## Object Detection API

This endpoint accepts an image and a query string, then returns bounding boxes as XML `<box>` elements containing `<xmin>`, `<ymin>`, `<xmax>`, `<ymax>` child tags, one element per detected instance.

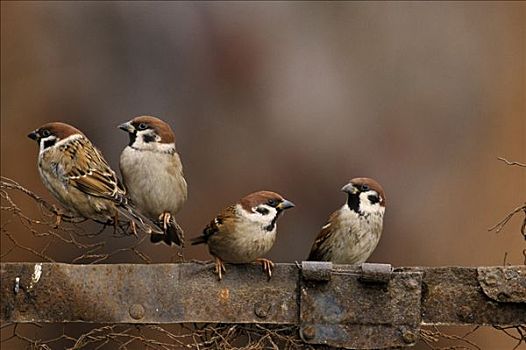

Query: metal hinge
<box><xmin>299</xmin><ymin>262</ymin><xmax>423</xmax><ymax>349</ymax></box>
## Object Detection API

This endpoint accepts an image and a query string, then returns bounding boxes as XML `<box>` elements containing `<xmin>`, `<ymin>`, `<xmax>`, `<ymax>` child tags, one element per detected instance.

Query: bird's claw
<box><xmin>214</xmin><ymin>257</ymin><xmax>226</xmax><ymax>280</ymax></box>
<box><xmin>256</xmin><ymin>258</ymin><xmax>274</xmax><ymax>279</ymax></box>
<box><xmin>159</xmin><ymin>211</ymin><xmax>171</xmax><ymax>231</ymax></box>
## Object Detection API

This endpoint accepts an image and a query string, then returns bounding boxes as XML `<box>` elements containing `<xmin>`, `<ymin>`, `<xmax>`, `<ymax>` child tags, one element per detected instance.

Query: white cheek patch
<box><xmin>359</xmin><ymin>191</ymin><xmax>384</xmax><ymax>214</ymax></box>
<box><xmin>237</xmin><ymin>204</ymin><xmax>277</xmax><ymax>226</ymax></box>
<box><xmin>40</xmin><ymin>134</ymin><xmax>83</xmax><ymax>154</ymax></box>
<box><xmin>140</xmin><ymin>130</ymin><xmax>160</xmax><ymax>141</ymax></box>
<box><xmin>132</xmin><ymin>130</ymin><xmax>174</xmax><ymax>152</ymax></box>
<box><xmin>39</xmin><ymin>136</ymin><xmax>57</xmax><ymax>153</ymax></box>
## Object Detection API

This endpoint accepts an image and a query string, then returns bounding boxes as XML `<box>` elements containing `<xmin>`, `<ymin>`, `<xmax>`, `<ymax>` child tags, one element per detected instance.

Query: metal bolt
<box><xmin>129</xmin><ymin>304</ymin><xmax>145</xmax><ymax>320</ymax></box>
<box><xmin>302</xmin><ymin>326</ymin><xmax>316</xmax><ymax>340</ymax></box>
<box><xmin>254</xmin><ymin>302</ymin><xmax>270</xmax><ymax>319</ymax></box>
<box><xmin>402</xmin><ymin>330</ymin><xmax>417</xmax><ymax>344</ymax></box>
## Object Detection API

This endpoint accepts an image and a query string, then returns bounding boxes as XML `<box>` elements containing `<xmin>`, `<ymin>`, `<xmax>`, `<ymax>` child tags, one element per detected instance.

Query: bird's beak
<box><xmin>27</xmin><ymin>130</ymin><xmax>39</xmax><ymax>141</ymax></box>
<box><xmin>118</xmin><ymin>121</ymin><xmax>134</xmax><ymax>133</ymax></box>
<box><xmin>341</xmin><ymin>183</ymin><xmax>358</xmax><ymax>194</ymax></box>
<box><xmin>277</xmin><ymin>199</ymin><xmax>295</xmax><ymax>210</ymax></box>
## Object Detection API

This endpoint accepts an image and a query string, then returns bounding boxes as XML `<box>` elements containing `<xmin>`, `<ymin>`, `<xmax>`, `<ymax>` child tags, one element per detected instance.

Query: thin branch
<box><xmin>488</xmin><ymin>203</ymin><xmax>526</xmax><ymax>239</ymax></box>
<box><xmin>497</xmin><ymin>157</ymin><xmax>526</xmax><ymax>168</ymax></box>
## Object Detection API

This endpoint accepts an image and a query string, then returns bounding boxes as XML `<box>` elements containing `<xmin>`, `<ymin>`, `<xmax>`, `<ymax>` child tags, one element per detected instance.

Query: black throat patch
<box><xmin>128</xmin><ymin>132</ymin><xmax>137</xmax><ymax>147</ymax></box>
<box><xmin>264</xmin><ymin>211</ymin><xmax>281</xmax><ymax>231</ymax></box>
<box><xmin>347</xmin><ymin>193</ymin><xmax>361</xmax><ymax>214</ymax></box>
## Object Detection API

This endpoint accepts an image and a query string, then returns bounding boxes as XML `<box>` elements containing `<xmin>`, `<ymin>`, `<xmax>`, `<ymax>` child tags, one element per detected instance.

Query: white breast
<box><xmin>329</xmin><ymin>205</ymin><xmax>384</xmax><ymax>264</ymax></box>
<box><xmin>120</xmin><ymin>146</ymin><xmax>187</xmax><ymax>218</ymax></box>
<box><xmin>208</xmin><ymin>205</ymin><xmax>277</xmax><ymax>264</ymax></box>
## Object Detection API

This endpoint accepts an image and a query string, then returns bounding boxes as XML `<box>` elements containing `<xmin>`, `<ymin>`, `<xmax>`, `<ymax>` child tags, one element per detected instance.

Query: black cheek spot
<box><xmin>43</xmin><ymin>139</ymin><xmax>56</xmax><ymax>149</ymax></box>
<box><xmin>256</xmin><ymin>207</ymin><xmax>269</xmax><ymax>215</ymax></box>
<box><xmin>368</xmin><ymin>195</ymin><xmax>380</xmax><ymax>204</ymax></box>
<box><xmin>143</xmin><ymin>134</ymin><xmax>156</xmax><ymax>143</ymax></box>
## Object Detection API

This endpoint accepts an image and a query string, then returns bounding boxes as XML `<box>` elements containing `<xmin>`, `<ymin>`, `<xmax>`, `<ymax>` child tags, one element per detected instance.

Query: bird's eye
<box><xmin>41</xmin><ymin>129</ymin><xmax>51</xmax><ymax>137</ymax></box>
<box><xmin>361</xmin><ymin>184</ymin><xmax>370</xmax><ymax>191</ymax></box>
<box><xmin>137</xmin><ymin>123</ymin><xmax>148</xmax><ymax>130</ymax></box>
<box><xmin>267</xmin><ymin>199</ymin><xmax>277</xmax><ymax>207</ymax></box>
<box><xmin>256</xmin><ymin>207</ymin><xmax>270</xmax><ymax>215</ymax></box>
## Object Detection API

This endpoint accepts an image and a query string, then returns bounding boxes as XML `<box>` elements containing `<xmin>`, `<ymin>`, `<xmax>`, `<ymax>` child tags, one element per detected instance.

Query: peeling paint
<box><xmin>29</xmin><ymin>263</ymin><xmax>42</xmax><ymax>289</ymax></box>
<box><xmin>14</xmin><ymin>277</ymin><xmax>20</xmax><ymax>294</ymax></box>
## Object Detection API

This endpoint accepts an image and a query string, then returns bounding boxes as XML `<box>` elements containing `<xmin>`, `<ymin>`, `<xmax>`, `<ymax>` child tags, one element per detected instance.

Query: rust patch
<box><xmin>219</xmin><ymin>288</ymin><xmax>230</xmax><ymax>302</ymax></box>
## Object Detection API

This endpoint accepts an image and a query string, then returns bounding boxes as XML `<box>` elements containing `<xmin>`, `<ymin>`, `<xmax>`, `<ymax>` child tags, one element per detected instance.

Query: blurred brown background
<box><xmin>1</xmin><ymin>2</ymin><xmax>525</xmax><ymax>349</ymax></box>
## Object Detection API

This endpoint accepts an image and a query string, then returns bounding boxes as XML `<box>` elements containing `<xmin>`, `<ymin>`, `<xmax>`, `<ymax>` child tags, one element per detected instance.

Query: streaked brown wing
<box><xmin>192</xmin><ymin>205</ymin><xmax>237</xmax><ymax>245</ymax></box>
<box><xmin>63</xmin><ymin>137</ymin><xmax>125</xmax><ymax>202</ymax></box>
<box><xmin>307</xmin><ymin>210</ymin><xmax>339</xmax><ymax>261</ymax></box>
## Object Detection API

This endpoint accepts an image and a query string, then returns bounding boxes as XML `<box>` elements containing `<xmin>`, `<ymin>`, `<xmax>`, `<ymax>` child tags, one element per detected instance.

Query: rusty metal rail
<box><xmin>1</xmin><ymin>262</ymin><xmax>525</xmax><ymax>349</ymax></box>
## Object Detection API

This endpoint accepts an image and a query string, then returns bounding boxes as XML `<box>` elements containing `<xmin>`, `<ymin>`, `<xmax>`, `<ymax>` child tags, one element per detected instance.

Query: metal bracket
<box><xmin>477</xmin><ymin>266</ymin><xmax>526</xmax><ymax>303</ymax></box>
<box><xmin>300</xmin><ymin>264</ymin><xmax>422</xmax><ymax>349</ymax></box>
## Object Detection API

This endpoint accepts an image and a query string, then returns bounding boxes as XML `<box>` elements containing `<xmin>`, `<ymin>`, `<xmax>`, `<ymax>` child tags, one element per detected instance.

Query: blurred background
<box><xmin>1</xmin><ymin>2</ymin><xmax>524</xmax><ymax>348</ymax></box>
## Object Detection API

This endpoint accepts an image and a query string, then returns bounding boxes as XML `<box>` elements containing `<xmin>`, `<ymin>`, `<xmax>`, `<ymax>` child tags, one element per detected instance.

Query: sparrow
<box><xmin>191</xmin><ymin>191</ymin><xmax>295</xmax><ymax>280</ymax></box>
<box><xmin>27</xmin><ymin>122</ymin><xmax>159</xmax><ymax>235</ymax></box>
<box><xmin>118</xmin><ymin>116</ymin><xmax>188</xmax><ymax>247</ymax></box>
<box><xmin>307</xmin><ymin>177</ymin><xmax>386</xmax><ymax>264</ymax></box>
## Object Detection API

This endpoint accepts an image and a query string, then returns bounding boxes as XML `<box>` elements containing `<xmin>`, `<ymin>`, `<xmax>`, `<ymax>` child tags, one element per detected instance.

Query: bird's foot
<box><xmin>158</xmin><ymin>211</ymin><xmax>171</xmax><ymax>231</ymax></box>
<box><xmin>255</xmin><ymin>258</ymin><xmax>274</xmax><ymax>279</ymax></box>
<box><xmin>214</xmin><ymin>257</ymin><xmax>226</xmax><ymax>280</ymax></box>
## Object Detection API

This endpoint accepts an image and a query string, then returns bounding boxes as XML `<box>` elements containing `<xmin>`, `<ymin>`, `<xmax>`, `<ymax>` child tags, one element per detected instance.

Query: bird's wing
<box><xmin>62</xmin><ymin>137</ymin><xmax>125</xmax><ymax>202</ymax></box>
<box><xmin>191</xmin><ymin>205</ymin><xmax>237</xmax><ymax>245</ymax></box>
<box><xmin>307</xmin><ymin>210</ymin><xmax>340</xmax><ymax>261</ymax></box>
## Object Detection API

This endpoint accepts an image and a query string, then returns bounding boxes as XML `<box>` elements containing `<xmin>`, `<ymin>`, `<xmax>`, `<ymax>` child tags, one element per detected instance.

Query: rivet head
<box><xmin>402</xmin><ymin>330</ymin><xmax>417</xmax><ymax>344</ymax></box>
<box><xmin>129</xmin><ymin>304</ymin><xmax>145</xmax><ymax>320</ymax></box>
<box><xmin>302</xmin><ymin>326</ymin><xmax>316</xmax><ymax>340</ymax></box>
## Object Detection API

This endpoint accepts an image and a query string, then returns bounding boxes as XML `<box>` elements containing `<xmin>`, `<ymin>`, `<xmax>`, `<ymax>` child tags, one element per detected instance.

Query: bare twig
<box><xmin>1</xmin><ymin>177</ymin><xmax>155</xmax><ymax>264</ymax></box>
<box><xmin>1</xmin><ymin>323</ymin><xmax>310</xmax><ymax>350</ymax></box>
<box><xmin>497</xmin><ymin>157</ymin><xmax>526</xmax><ymax>168</ymax></box>
<box><xmin>420</xmin><ymin>326</ymin><xmax>482</xmax><ymax>350</ymax></box>
<box><xmin>488</xmin><ymin>203</ymin><xmax>526</xmax><ymax>239</ymax></box>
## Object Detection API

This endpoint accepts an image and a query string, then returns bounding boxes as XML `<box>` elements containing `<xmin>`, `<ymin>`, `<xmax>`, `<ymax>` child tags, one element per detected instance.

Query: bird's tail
<box><xmin>115</xmin><ymin>202</ymin><xmax>163</xmax><ymax>235</ymax></box>
<box><xmin>150</xmin><ymin>216</ymin><xmax>185</xmax><ymax>247</ymax></box>
<box><xmin>190</xmin><ymin>235</ymin><xmax>207</xmax><ymax>245</ymax></box>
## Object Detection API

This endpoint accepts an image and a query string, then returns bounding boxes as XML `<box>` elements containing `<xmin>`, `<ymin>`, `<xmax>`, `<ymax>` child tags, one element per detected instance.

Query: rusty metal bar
<box><xmin>1</xmin><ymin>263</ymin><xmax>524</xmax><ymax>326</ymax></box>
<box><xmin>1</xmin><ymin>262</ymin><xmax>299</xmax><ymax>324</ymax></box>
<box><xmin>400</xmin><ymin>266</ymin><xmax>525</xmax><ymax>326</ymax></box>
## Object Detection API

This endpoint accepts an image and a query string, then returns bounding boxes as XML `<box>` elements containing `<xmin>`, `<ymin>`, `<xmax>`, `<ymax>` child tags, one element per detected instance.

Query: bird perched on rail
<box><xmin>191</xmin><ymin>191</ymin><xmax>295</xmax><ymax>280</ymax></box>
<box><xmin>27</xmin><ymin>122</ymin><xmax>159</xmax><ymax>235</ymax></box>
<box><xmin>118</xmin><ymin>116</ymin><xmax>187</xmax><ymax>247</ymax></box>
<box><xmin>307</xmin><ymin>177</ymin><xmax>386</xmax><ymax>264</ymax></box>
